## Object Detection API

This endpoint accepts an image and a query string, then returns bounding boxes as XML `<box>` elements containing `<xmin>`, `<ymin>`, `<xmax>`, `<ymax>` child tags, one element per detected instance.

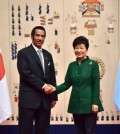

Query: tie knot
<box><xmin>38</xmin><ymin>49</ymin><xmax>42</xmax><ymax>53</ymax></box>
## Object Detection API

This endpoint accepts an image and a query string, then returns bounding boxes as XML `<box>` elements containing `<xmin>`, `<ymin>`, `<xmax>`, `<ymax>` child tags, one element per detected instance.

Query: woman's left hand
<box><xmin>92</xmin><ymin>105</ymin><xmax>98</xmax><ymax>114</ymax></box>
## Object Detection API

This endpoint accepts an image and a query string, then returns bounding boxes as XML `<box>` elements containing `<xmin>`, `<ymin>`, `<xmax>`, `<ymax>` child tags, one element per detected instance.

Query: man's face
<box><xmin>31</xmin><ymin>29</ymin><xmax>45</xmax><ymax>49</ymax></box>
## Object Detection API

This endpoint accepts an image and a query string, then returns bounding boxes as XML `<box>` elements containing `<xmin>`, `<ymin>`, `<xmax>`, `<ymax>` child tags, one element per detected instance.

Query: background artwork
<box><xmin>106</xmin><ymin>15</ymin><xmax>117</xmax><ymax>33</ymax></box>
<box><xmin>65</xmin><ymin>12</ymin><xmax>78</xmax><ymax>34</ymax></box>
<box><xmin>84</xmin><ymin>20</ymin><xmax>97</xmax><ymax>35</ymax></box>
<box><xmin>0</xmin><ymin>0</ymin><xmax>120</xmax><ymax>125</ymax></box>
<box><xmin>79</xmin><ymin>0</ymin><xmax>104</xmax><ymax>17</ymax></box>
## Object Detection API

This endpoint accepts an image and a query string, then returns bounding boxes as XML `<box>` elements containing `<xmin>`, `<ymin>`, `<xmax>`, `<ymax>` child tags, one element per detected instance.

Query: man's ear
<box><xmin>31</xmin><ymin>36</ymin><xmax>33</xmax><ymax>41</ymax></box>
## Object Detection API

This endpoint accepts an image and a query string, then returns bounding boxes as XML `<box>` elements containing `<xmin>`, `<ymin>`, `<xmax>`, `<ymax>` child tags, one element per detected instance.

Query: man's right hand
<box><xmin>43</xmin><ymin>84</ymin><xmax>56</xmax><ymax>94</ymax></box>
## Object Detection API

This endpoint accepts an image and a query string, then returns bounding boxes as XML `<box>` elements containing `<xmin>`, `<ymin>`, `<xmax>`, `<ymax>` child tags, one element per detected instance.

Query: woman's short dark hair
<box><xmin>31</xmin><ymin>26</ymin><xmax>46</xmax><ymax>38</ymax></box>
<box><xmin>72</xmin><ymin>36</ymin><xmax>89</xmax><ymax>50</ymax></box>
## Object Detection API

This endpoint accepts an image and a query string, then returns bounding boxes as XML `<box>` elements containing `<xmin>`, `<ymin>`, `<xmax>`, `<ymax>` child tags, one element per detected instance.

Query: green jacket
<box><xmin>56</xmin><ymin>57</ymin><xmax>104</xmax><ymax>114</ymax></box>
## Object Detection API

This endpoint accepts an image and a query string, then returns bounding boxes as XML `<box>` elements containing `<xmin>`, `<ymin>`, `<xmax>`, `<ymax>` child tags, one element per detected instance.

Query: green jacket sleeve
<box><xmin>92</xmin><ymin>61</ymin><xmax>100</xmax><ymax>105</ymax></box>
<box><xmin>56</xmin><ymin>64</ymin><xmax>72</xmax><ymax>94</ymax></box>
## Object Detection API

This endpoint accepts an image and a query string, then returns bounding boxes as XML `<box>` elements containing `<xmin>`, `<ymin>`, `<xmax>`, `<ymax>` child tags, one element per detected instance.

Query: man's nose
<box><xmin>38</xmin><ymin>36</ymin><xmax>43</xmax><ymax>40</ymax></box>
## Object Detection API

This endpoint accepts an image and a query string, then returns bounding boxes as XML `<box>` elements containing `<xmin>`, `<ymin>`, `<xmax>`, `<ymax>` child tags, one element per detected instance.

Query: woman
<box><xmin>47</xmin><ymin>36</ymin><xmax>104</xmax><ymax>134</ymax></box>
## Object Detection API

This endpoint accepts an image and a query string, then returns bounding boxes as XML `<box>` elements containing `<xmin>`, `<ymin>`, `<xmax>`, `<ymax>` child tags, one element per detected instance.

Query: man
<box><xmin>17</xmin><ymin>26</ymin><xmax>57</xmax><ymax>134</ymax></box>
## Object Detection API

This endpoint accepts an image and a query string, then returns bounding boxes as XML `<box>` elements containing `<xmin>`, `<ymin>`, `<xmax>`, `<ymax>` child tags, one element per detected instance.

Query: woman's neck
<box><xmin>77</xmin><ymin>56</ymin><xmax>87</xmax><ymax>63</ymax></box>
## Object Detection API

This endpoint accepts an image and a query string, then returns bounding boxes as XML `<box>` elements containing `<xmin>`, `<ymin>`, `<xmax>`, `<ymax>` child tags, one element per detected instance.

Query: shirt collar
<box><xmin>32</xmin><ymin>43</ymin><xmax>42</xmax><ymax>52</ymax></box>
<box><xmin>76</xmin><ymin>56</ymin><xmax>89</xmax><ymax>63</ymax></box>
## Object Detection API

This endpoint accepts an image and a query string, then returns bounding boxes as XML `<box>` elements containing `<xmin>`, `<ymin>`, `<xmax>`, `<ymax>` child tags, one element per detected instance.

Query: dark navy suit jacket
<box><xmin>17</xmin><ymin>44</ymin><xmax>57</xmax><ymax>110</ymax></box>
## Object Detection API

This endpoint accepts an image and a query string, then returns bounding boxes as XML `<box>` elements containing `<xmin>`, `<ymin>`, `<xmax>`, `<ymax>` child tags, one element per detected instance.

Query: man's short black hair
<box><xmin>31</xmin><ymin>26</ymin><xmax>46</xmax><ymax>37</ymax></box>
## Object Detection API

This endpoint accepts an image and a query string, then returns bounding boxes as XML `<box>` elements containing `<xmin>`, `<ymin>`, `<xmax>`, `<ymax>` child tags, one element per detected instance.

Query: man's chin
<box><xmin>36</xmin><ymin>44</ymin><xmax>42</xmax><ymax>48</ymax></box>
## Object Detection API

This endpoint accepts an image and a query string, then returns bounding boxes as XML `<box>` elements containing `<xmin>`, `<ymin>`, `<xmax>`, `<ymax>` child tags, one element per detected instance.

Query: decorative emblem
<box><xmin>91</xmin><ymin>56</ymin><xmax>106</xmax><ymax>79</ymax></box>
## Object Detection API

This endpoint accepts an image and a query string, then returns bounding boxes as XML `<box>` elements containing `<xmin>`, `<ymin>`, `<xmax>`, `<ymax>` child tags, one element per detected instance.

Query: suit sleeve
<box><xmin>17</xmin><ymin>50</ymin><xmax>45</xmax><ymax>90</ymax></box>
<box><xmin>49</xmin><ymin>54</ymin><xmax>58</xmax><ymax>101</ymax></box>
<box><xmin>49</xmin><ymin>55</ymin><xmax>56</xmax><ymax>87</ymax></box>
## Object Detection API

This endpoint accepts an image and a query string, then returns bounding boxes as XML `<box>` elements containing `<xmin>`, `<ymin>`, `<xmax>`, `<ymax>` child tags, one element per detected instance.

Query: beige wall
<box><xmin>0</xmin><ymin>0</ymin><xmax>120</xmax><ymax>125</ymax></box>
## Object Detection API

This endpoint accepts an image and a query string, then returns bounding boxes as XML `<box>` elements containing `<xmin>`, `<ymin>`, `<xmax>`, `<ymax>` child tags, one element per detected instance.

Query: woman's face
<box><xmin>74</xmin><ymin>43</ymin><xmax>88</xmax><ymax>61</ymax></box>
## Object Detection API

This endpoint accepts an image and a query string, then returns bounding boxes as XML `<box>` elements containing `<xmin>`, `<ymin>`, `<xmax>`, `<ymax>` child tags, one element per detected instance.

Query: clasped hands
<box><xmin>43</xmin><ymin>84</ymin><xmax>56</xmax><ymax>94</ymax></box>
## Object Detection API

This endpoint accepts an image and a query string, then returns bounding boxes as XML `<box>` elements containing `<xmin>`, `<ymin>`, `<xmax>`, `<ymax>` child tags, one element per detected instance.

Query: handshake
<box><xmin>43</xmin><ymin>84</ymin><xmax>56</xmax><ymax>94</ymax></box>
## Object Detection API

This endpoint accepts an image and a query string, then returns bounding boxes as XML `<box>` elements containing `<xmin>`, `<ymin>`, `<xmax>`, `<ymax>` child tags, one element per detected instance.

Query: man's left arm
<box><xmin>49</xmin><ymin>55</ymin><xmax>58</xmax><ymax>101</ymax></box>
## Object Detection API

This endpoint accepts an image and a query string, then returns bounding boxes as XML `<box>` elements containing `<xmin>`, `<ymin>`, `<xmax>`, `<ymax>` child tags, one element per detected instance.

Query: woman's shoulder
<box><xmin>69</xmin><ymin>61</ymin><xmax>77</xmax><ymax>66</ymax></box>
<box><xmin>88</xmin><ymin>57</ymin><xmax>98</xmax><ymax>65</ymax></box>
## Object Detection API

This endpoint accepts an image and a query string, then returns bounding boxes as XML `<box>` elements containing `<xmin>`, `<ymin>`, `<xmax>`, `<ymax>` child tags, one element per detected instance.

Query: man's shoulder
<box><xmin>42</xmin><ymin>49</ymin><xmax>52</xmax><ymax>56</ymax></box>
<box><xmin>18</xmin><ymin>44</ymin><xmax>32</xmax><ymax>53</ymax></box>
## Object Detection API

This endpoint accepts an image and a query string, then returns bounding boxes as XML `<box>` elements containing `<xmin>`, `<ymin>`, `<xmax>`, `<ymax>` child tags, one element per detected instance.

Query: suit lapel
<box><xmin>42</xmin><ymin>50</ymin><xmax>49</xmax><ymax>73</ymax></box>
<box><xmin>29</xmin><ymin>45</ymin><xmax>50</xmax><ymax>73</ymax></box>
<box><xmin>29</xmin><ymin>45</ymin><xmax>43</xmax><ymax>68</ymax></box>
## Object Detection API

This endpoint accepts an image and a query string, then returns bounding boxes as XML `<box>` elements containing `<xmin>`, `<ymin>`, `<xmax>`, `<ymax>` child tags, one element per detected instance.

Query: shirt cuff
<box><xmin>42</xmin><ymin>83</ymin><xmax>46</xmax><ymax>89</ymax></box>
